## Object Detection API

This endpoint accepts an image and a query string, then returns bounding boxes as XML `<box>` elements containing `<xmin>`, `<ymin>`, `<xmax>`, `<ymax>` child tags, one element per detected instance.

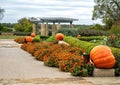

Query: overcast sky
<box><xmin>0</xmin><ymin>0</ymin><xmax>102</xmax><ymax>25</ymax></box>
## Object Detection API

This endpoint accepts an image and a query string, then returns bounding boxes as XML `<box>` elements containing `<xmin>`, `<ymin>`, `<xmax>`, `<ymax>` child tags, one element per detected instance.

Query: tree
<box><xmin>90</xmin><ymin>24</ymin><xmax>104</xmax><ymax>30</ymax></box>
<box><xmin>14</xmin><ymin>18</ymin><xmax>32</xmax><ymax>32</ymax></box>
<box><xmin>0</xmin><ymin>8</ymin><xmax>5</xmax><ymax>20</ymax></box>
<box><xmin>92</xmin><ymin>0</ymin><xmax>120</xmax><ymax>29</ymax></box>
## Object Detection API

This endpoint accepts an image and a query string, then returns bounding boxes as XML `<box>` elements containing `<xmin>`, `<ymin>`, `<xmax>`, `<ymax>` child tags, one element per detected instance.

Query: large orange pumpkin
<box><xmin>31</xmin><ymin>33</ymin><xmax>36</xmax><ymax>37</ymax></box>
<box><xmin>26</xmin><ymin>36</ymin><xmax>33</xmax><ymax>42</ymax></box>
<box><xmin>90</xmin><ymin>45</ymin><xmax>116</xmax><ymax>68</ymax></box>
<box><xmin>56</xmin><ymin>33</ymin><xmax>64</xmax><ymax>41</ymax></box>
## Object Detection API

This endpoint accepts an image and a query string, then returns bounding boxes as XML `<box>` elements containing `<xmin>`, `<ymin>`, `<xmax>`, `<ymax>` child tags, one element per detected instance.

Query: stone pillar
<box><xmin>69</xmin><ymin>22</ymin><xmax>73</xmax><ymax>28</ymax></box>
<box><xmin>32</xmin><ymin>23</ymin><xmax>36</xmax><ymax>34</ymax></box>
<box><xmin>45</xmin><ymin>22</ymin><xmax>48</xmax><ymax>36</ymax></box>
<box><xmin>56</xmin><ymin>22</ymin><xmax>61</xmax><ymax>30</ymax></box>
<box><xmin>41</xmin><ymin>22</ymin><xmax>45</xmax><ymax>36</ymax></box>
<box><xmin>52</xmin><ymin>22</ymin><xmax>56</xmax><ymax>35</ymax></box>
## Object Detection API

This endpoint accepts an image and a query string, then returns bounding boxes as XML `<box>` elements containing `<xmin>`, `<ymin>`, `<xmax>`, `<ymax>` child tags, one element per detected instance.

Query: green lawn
<box><xmin>0</xmin><ymin>35</ymin><xmax>25</xmax><ymax>39</ymax></box>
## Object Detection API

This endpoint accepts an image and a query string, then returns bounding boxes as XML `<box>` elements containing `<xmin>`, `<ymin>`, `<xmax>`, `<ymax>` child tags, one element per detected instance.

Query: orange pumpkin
<box><xmin>26</xmin><ymin>36</ymin><xmax>33</xmax><ymax>42</ymax></box>
<box><xmin>90</xmin><ymin>45</ymin><xmax>116</xmax><ymax>68</ymax></box>
<box><xmin>56</xmin><ymin>33</ymin><xmax>64</xmax><ymax>41</ymax></box>
<box><xmin>31</xmin><ymin>33</ymin><xmax>36</xmax><ymax>37</ymax></box>
<box><xmin>77</xmin><ymin>34</ymin><xmax>81</xmax><ymax>39</ymax></box>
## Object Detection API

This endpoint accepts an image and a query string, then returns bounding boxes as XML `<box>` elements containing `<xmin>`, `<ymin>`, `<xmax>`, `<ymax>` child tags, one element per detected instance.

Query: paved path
<box><xmin>0</xmin><ymin>39</ymin><xmax>74</xmax><ymax>79</ymax></box>
<box><xmin>0</xmin><ymin>39</ymin><xmax>120</xmax><ymax>85</ymax></box>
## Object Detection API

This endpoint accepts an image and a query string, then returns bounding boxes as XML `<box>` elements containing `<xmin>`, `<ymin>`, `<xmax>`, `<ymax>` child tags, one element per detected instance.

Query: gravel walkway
<box><xmin>0</xmin><ymin>39</ymin><xmax>120</xmax><ymax>85</ymax></box>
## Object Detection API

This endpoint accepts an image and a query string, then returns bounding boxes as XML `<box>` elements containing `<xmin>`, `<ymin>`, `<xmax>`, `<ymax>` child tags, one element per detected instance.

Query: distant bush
<box><xmin>56</xmin><ymin>28</ymin><xmax>78</xmax><ymax>37</ymax></box>
<box><xmin>40</xmin><ymin>36</ymin><xmax>49</xmax><ymax>40</ymax></box>
<box><xmin>77</xmin><ymin>28</ymin><xmax>109</xmax><ymax>36</ymax></box>
<box><xmin>13</xmin><ymin>32</ymin><xmax>31</xmax><ymax>36</ymax></box>
<box><xmin>110</xmin><ymin>24</ymin><xmax>120</xmax><ymax>35</ymax></box>
<box><xmin>79</xmin><ymin>36</ymin><xmax>105</xmax><ymax>41</ymax></box>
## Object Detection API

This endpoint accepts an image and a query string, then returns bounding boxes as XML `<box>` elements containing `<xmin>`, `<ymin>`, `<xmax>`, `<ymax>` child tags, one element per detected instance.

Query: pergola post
<box><xmin>45</xmin><ymin>22</ymin><xmax>48</xmax><ymax>36</ymax></box>
<box><xmin>32</xmin><ymin>23</ymin><xmax>36</xmax><ymax>34</ymax></box>
<box><xmin>56</xmin><ymin>22</ymin><xmax>61</xmax><ymax>30</ymax></box>
<box><xmin>52</xmin><ymin>22</ymin><xmax>56</xmax><ymax>35</ymax></box>
<box><xmin>69</xmin><ymin>21</ymin><xmax>73</xmax><ymax>28</ymax></box>
<box><xmin>41</xmin><ymin>22</ymin><xmax>45</xmax><ymax>36</ymax></box>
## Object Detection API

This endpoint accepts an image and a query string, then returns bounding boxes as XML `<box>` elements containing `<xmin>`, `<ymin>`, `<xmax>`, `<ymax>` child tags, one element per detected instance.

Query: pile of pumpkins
<box><xmin>26</xmin><ymin>33</ymin><xmax>36</xmax><ymax>43</ymax></box>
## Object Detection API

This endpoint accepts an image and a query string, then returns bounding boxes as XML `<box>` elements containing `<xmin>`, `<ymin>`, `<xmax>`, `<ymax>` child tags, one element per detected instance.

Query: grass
<box><xmin>0</xmin><ymin>35</ymin><xmax>25</xmax><ymax>39</ymax></box>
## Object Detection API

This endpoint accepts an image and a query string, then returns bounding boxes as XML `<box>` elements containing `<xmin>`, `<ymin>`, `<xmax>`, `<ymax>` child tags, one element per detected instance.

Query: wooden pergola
<box><xmin>30</xmin><ymin>17</ymin><xmax>78</xmax><ymax>36</ymax></box>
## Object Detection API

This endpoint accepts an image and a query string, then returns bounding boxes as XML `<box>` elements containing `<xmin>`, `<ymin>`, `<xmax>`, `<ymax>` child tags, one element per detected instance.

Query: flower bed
<box><xmin>20</xmin><ymin>41</ymin><xmax>94</xmax><ymax>77</ymax></box>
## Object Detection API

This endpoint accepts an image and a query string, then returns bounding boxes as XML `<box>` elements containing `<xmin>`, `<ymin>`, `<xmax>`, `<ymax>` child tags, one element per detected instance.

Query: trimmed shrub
<box><xmin>33</xmin><ymin>35</ymin><xmax>41</xmax><ymax>42</ymax></box>
<box><xmin>77</xmin><ymin>28</ymin><xmax>109</xmax><ymax>36</ymax></box>
<box><xmin>79</xmin><ymin>36</ymin><xmax>105</xmax><ymax>41</ymax></box>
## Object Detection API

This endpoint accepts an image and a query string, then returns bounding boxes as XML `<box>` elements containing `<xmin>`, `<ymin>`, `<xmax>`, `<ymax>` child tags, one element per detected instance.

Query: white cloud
<box><xmin>0</xmin><ymin>0</ymin><xmax>102</xmax><ymax>25</ymax></box>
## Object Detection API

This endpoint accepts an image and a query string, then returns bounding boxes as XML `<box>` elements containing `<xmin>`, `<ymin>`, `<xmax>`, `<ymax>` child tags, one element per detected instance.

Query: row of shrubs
<box><xmin>79</xmin><ymin>36</ymin><xmax>105</xmax><ymax>41</ymax></box>
<box><xmin>20</xmin><ymin>42</ymin><xmax>94</xmax><ymax>77</ymax></box>
<box><xmin>14</xmin><ymin>35</ymin><xmax>49</xmax><ymax>44</ymax></box>
<box><xmin>56</xmin><ymin>28</ymin><xmax>109</xmax><ymax>37</ymax></box>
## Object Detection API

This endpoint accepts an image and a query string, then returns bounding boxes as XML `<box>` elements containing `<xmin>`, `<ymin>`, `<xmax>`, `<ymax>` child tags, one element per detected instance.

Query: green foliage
<box><xmin>56</xmin><ymin>28</ymin><xmax>78</xmax><ymax>37</ymax></box>
<box><xmin>44</xmin><ymin>56</ymin><xmax>59</xmax><ymax>67</ymax></box>
<box><xmin>92</xmin><ymin>0</ymin><xmax>120</xmax><ymax>26</ymax></box>
<box><xmin>80</xmin><ymin>36</ymin><xmax>108</xmax><ymax>45</ymax></box>
<box><xmin>90</xmin><ymin>24</ymin><xmax>104</xmax><ymax>30</ymax></box>
<box><xmin>64</xmin><ymin>36</ymin><xmax>98</xmax><ymax>54</ymax></box>
<box><xmin>46</xmin><ymin>35</ymin><xmax>56</xmax><ymax>42</ymax></box>
<box><xmin>40</xmin><ymin>36</ymin><xmax>49</xmax><ymax>40</ymax></box>
<box><xmin>0</xmin><ymin>23</ymin><xmax>4</xmax><ymax>31</ymax></box>
<box><xmin>80</xmin><ymin>36</ymin><xmax>105</xmax><ymax>41</ymax></box>
<box><xmin>33</xmin><ymin>35</ymin><xmax>41</xmax><ymax>42</ymax></box>
<box><xmin>0</xmin><ymin>23</ymin><xmax>13</xmax><ymax>32</ymax></box>
<box><xmin>0</xmin><ymin>8</ymin><xmax>4</xmax><ymax>20</ymax></box>
<box><xmin>77</xmin><ymin>28</ymin><xmax>108</xmax><ymax>36</ymax></box>
<box><xmin>14</xmin><ymin>17</ymin><xmax>32</xmax><ymax>32</ymax></box>
<box><xmin>2</xmin><ymin>27</ymin><xmax>13</xmax><ymax>32</ymax></box>
<box><xmin>13</xmin><ymin>32</ymin><xmax>31</xmax><ymax>36</ymax></box>
<box><xmin>107</xmin><ymin>34</ymin><xmax>120</xmax><ymax>48</ymax></box>
<box><xmin>71</xmin><ymin>64</ymin><xmax>94</xmax><ymax>77</ymax></box>
<box><xmin>110</xmin><ymin>24</ymin><xmax>120</xmax><ymax>35</ymax></box>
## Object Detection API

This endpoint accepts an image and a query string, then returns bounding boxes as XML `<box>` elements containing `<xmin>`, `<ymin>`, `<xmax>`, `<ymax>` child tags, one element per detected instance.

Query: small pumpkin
<box><xmin>26</xmin><ymin>36</ymin><xmax>33</xmax><ymax>42</ymax></box>
<box><xmin>90</xmin><ymin>45</ymin><xmax>116</xmax><ymax>68</ymax></box>
<box><xmin>56</xmin><ymin>33</ymin><xmax>64</xmax><ymax>41</ymax></box>
<box><xmin>77</xmin><ymin>34</ymin><xmax>81</xmax><ymax>39</ymax></box>
<box><xmin>31</xmin><ymin>33</ymin><xmax>36</xmax><ymax>37</ymax></box>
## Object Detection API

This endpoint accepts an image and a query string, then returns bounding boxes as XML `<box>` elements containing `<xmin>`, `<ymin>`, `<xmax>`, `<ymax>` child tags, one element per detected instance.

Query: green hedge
<box><xmin>64</xmin><ymin>36</ymin><xmax>120</xmax><ymax>56</ymax></box>
<box><xmin>77</xmin><ymin>29</ymin><xmax>109</xmax><ymax>36</ymax></box>
<box><xmin>64</xmin><ymin>36</ymin><xmax>98</xmax><ymax>54</ymax></box>
<box><xmin>79</xmin><ymin>36</ymin><xmax>105</xmax><ymax>41</ymax></box>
